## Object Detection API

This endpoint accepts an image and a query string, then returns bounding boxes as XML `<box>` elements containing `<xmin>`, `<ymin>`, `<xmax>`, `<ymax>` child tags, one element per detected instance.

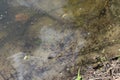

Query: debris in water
<box><xmin>15</xmin><ymin>13</ymin><xmax>29</xmax><ymax>22</ymax></box>
<box><xmin>24</xmin><ymin>55</ymin><xmax>29</xmax><ymax>60</ymax></box>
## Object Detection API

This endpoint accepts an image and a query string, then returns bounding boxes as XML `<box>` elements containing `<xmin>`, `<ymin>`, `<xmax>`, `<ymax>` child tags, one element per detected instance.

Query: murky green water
<box><xmin>0</xmin><ymin>0</ymin><xmax>120</xmax><ymax>80</ymax></box>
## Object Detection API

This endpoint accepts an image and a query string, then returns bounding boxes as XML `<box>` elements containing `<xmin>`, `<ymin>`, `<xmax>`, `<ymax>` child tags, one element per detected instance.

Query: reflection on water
<box><xmin>8</xmin><ymin>0</ymin><xmax>68</xmax><ymax>23</ymax></box>
<box><xmin>0</xmin><ymin>0</ymin><xmax>120</xmax><ymax>80</ymax></box>
<box><xmin>7</xmin><ymin>18</ymin><xmax>85</xmax><ymax>80</ymax></box>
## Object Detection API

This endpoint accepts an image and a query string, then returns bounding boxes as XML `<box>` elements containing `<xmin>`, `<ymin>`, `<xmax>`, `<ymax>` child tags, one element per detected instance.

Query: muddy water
<box><xmin>0</xmin><ymin>0</ymin><xmax>120</xmax><ymax>80</ymax></box>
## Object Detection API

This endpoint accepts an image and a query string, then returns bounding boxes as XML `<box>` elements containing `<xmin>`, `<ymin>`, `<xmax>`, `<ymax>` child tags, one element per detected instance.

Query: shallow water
<box><xmin>0</xmin><ymin>0</ymin><xmax>86</xmax><ymax>80</ymax></box>
<box><xmin>0</xmin><ymin>0</ymin><xmax>120</xmax><ymax>80</ymax></box>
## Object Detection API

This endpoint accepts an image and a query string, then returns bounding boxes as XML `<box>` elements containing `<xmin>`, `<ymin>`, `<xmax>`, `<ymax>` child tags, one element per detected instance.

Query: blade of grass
<box><xmin>75</xmin><ymin>68</ymin><xmax>82</xmax><ymax>80</ymax></box>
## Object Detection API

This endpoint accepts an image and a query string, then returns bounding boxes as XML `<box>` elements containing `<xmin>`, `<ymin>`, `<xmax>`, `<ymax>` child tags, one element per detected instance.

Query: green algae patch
<box><xmin>65</xmin><ymin>0</ymin><xmax>109</xmax><ymax>26</ymax></box>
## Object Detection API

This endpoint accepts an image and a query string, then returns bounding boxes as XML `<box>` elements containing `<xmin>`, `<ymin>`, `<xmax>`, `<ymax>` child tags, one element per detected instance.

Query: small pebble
<box><xmin>0</xmin><ymin>14</ymin><xmax>3</xmax><ymax>20</ymax></box>
<box><xmin>118</xmin><ymin>49</ymin><xmax>120</xmax><ymax>52</ymax></box>
<box><xmin>112</xmin><ymin>40</ymin><xmax>115</xmax><ymax>42</ymax></box>
<box><xmin>101</xmin><ymin>49</ymin><xmax>105</xmax><ymax>53</ymax></box>
<box><xmin>24</xmin><ymin>55</ymin><xmax>28</xmax><ymax>60</ymax></box>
